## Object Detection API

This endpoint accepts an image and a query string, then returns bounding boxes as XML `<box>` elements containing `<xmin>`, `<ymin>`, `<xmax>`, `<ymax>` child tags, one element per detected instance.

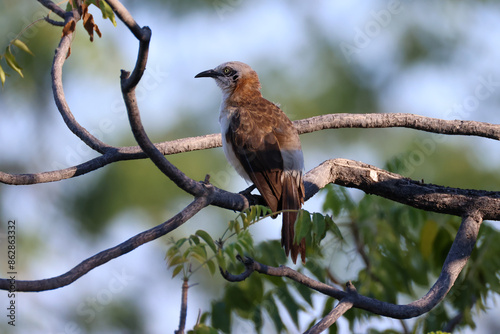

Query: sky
<box><xmin>1</xmin><ymin>0</ymin><xmax>500</xmax><ymax>333</ymax></box>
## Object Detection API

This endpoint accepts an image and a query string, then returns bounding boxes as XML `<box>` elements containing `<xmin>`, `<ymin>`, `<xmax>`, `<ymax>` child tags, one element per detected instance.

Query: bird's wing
<box><xmin>227</xmin><ymin>99</ymin><xmax>306</xmax><ymax>263</ymax></box>
<box><xmin>226</xmin><ymin>101</ymin><xmax>289</xmax><ymax>212</ymax></box>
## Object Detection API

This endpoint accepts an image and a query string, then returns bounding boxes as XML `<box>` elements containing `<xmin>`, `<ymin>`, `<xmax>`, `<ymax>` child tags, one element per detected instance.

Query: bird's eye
<box><xmin>223</xmin><ymin>67</ymin><xmax>232</xmax><ymax>75</ymax></box>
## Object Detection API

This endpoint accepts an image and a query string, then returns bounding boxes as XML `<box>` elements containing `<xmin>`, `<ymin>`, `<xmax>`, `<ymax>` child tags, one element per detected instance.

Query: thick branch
<box><xmin>304</xmin><ymin>159</ymin><xmax>500</xmax><ymax>220</ymax></box>
<box><xmin>0</xmin><ymin>196</ymin><xmax>209</xmax><ymax>292</ymax></box>
<box><xmin>222</xmin><ymin>212</ymin><xmax>483</xmax><ymax>320</ymax></box>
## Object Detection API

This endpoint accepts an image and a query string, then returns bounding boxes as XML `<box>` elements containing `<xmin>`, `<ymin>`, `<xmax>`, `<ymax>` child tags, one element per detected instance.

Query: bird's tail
<box><xmin>281</xmin><ymin>171</ymin><xmax>306</xmax><ymax>264</ymax></box>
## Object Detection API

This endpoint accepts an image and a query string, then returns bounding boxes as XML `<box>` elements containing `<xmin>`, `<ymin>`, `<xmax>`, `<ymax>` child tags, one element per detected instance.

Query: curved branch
<box><xmin>221</xmin><ymin>212</ymin><xmax>483</xmax><ymax>320</ymax></box>
<box><xmin>0</xmin><ymin>196</ymin><xmax>210</xmax><ymax>292</ymax></box>
<box><xmin>104</xmin><ymin>0</ymin><xmax>144</xmax><ymax>39</ymax></box>
<box><xmin>119</xmin><ymin>23</ymin><xmax>209</xmax><ymax>199</ymax></box>
<box><xmin>51</xmin><ymin>12</ymin><xmax>112</xmax><ymax>154</ymax></box>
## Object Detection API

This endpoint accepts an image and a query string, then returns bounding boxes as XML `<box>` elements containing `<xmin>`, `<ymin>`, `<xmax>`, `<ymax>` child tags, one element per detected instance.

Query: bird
<box><xmin>195</xmin><ymin>61</ymin><xmax>306</xmax><ymax>264</ymax></box>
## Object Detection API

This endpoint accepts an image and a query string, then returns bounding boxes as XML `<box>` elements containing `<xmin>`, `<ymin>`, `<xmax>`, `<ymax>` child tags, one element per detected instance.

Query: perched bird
<box><xmin>195</xmin><ymin>61</ymin><xmax>306</xmax><ymax>264</ymax></box>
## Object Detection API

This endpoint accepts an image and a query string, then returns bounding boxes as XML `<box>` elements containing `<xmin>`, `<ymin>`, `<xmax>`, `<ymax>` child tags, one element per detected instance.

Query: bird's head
<box><xmin>195</xmin><ymin>61</ymin><xmax>261</xmax><ymax>99</ymax></box>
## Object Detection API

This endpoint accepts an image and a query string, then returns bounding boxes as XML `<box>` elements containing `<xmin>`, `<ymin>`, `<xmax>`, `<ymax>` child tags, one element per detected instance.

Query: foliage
<box><xmin>165</xmin><ymin>204</ymin><xmax>341</xmax><ymax>333</ymax></box>
<box><xmin>0</xmin><ymin>38</ymin><xmax>34</xmax><ymax>87</ymax></box>
<box><xmin>0</xmin><ymin>0</ymin><xmax>116</xmax><ymax>87</ymax></box>
<box><xmin>168</xmin><ymin>184</ymin><xmax>500</xmax><ymax>333</ymax></box>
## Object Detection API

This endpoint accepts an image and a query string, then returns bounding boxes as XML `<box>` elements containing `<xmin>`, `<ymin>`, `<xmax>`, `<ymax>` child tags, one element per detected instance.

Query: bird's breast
<box><xmin>219</xmin><ymin>107</ymin><xmax>251</xmax><ymax>182</ymax></box>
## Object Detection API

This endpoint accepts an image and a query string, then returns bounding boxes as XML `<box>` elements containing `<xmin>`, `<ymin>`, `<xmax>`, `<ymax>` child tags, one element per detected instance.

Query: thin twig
<box><xmin>175</xmin><ymin>278</ymin><xmax>189</xmax><ymax>334</ymax></box>
<box><xmin>44</xmin><ymin>16</ymin><xmax>65</xmax><ymax>26</ymax></box>
<box><xmin>37</xmin><ymin>0</ymin><xmax>66</xmax><ymax>18</ymax></box>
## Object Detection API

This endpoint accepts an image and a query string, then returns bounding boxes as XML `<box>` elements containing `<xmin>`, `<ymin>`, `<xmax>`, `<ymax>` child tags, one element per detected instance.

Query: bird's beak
<box><xmin>195</xmin><ymin>69</ymin><xmax>222</xmax><ymax>78</ymax></box>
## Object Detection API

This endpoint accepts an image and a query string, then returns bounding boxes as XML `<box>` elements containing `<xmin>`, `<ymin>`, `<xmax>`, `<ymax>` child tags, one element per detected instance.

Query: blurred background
<box><xmin>1</xmin><ymin>0</ymin><xmax>500</xmax><ymax>333</ymax></box>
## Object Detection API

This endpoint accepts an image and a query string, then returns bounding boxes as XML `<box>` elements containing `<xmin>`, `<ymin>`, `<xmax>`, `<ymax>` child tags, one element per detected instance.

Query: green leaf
<box><xmin>168</xmin><ymin>255</ymin><xmax>186</xmax><ymax>268</ymax></box>
<box><xmin>190</xmin><ymin>244</ymin><xmax>208</xmax><ymax>262</ymax></box>
<box><xmin>294</xmin><ymin>281</ymin><xmax>314</xmax><ymax>306</ymax></box>
<box><xmin>211</xmin><ymin>301</ymin><xmax>230</xmax><ymax>332</ymax></box>
<box><xmin>216</xmin><ymin>252</ymin><xmax>226</xmax><ymax>270</ymax></box>
<box><xmin>237</xmin><ymin>232</ymin><xmax>254</xmax><ymax>254</ymax></box>
<box><xmin>242</xmin><ymin>213</ymin><xmax>250</xmax><ymax>229</ymax></box>
<box><xmin>234</xmin><ymin>220</ymin><xmax>241</xmax><ymax>233</ymax></box>
<box><xmin>196</xmin><ymin>230</ymin><xmax>216</xmax><ymax>254</ymax></box>
<box><xmin>190</xmin><ymin>252</ymin><xmax>206</xmax><ymax>264</ymax></box>
<box><xmin>420</xmin><ymin>220</ymin><xmax>439</xmax><ymax>260</ymax></box>
<box><xmin>12</xmin><ymin>39</ymin><xmax>34</xmax><ymax>56</ymax></box>
<box><xmin>175</xmin><ymin>238</ymin><xmax>188</xmax><ymax>248</ymax></box>
<box><xmin>97</xmin><ymin>0</ymin><xmax>117</xmax><ymax>26</ymax></box>
<box><xmin>4</xmin><ymin>47</ymin><xmax>23</xmax><ymax>78</ymax></box>
<box><xmin>171</xmin><ymin>265</ymin><xmax>184</xmax><ymax>278</ymax></box>
<box><xmin>312</xmin><ymin>212</ymin><xmax>326</xmax><ymax>239</ymax></box>
<box><xmin>0</xmin><ymin>64</ymin><xmax>6</xmax><ymax>87</ymax></box>
<box><xmin>295</xmin><ymin>209</ymin><xmax>311</xmax><ymax>243</ymax></box>
<box><xmin>234</xmin><ymin>242</ymin><xmax>245</xmax><ymax>256</ymax></box>
<box><xmin>275</xmin><ymin>285</ymin><xmax>303</xmax><ymax>326</ymax></box>
<box><xmin>189</xmin><ymin>235</ymin><xmax>200</xmax><ymax>245</ymax></box>
<box><xmin>205</xmin><ymin>259</ymin><xmax>216</xmax><ymax>275</ymax></box>
<box><xmin>325</xmin><ymin>215</ymin><xmax>342</xmax><ymax>240</ymax></box>
<box><xmin>263</xmin><ymin>293</ymin><xmax>285</xmax><ymax>333</ymax></box>
<box><xmin>189</xmin><ymin>324</ymin><xmax>220</xmax><ymax>334</ymax></box>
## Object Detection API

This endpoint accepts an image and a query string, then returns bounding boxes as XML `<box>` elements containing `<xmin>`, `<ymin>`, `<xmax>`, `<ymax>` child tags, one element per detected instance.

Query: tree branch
<box><xmin>295</xmin><ymin>113</ymin><xmax>500</xmax><ymax>140</ymax></box>
<box><xmin>104</xmin><ymin>0</ymin><xmax>144</xmax><ymax>39</ymax></box>
<box><xmin>0</xmin><ymin>196</ymin><xmax>210</xmax><ymax>292</ymax></box>
<box><xmin>0</xmin><ymin>133</ymin><xmax>221</xmax><ymax>185</ymax></box>
<box><xmin>175</xmin><ymin>278</ymin><xmax>189</xmax><ymax>334</ymax></box>
<box><xmin>304</xmin><ymin>159</ymin><xmax>500</xmax><ymax>220</ymax></box>
<box><xmin>37</xmin><ymin>0</ymin><xmax>66</xmax><ymax>19</ymax></box>
<box><xmin>221</xmin><ymin>211</ymin><xmax>483</xmax><ymax>322</ymax></box>
<box><xmin>2</xmin><ymin>113</ymin><xmax>499</xmax><ymax>185</ymax></box>
<box><xmin>304</xmin><ymin>283</ymin><xmax>356</xmax><ymax>334</ymax></box>
<box><xmin>51</xmin><ymin>10</ymin><xmax>112</xmax><ymax>154</ymax></box>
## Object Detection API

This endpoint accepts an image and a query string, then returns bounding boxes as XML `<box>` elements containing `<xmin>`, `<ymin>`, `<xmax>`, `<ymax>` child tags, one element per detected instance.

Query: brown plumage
<box><xmin>196</xmin><ymin>61</ymin><xmax>306</xmax><ymax>264</ymax></box>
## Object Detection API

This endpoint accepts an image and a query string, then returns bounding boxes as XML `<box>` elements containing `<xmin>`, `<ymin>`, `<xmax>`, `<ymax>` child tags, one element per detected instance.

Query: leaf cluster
<box><xmin>323</xmin><ymin>185</ymin><xmax>500</xmax><ymax>333</ymax></box>
<box><xmin>0</xmin><ymin>39</ymin><xmax>33</xmax><ymax>87</ymax></box>
<box><xmin>183</xmin><ymin>184</ymin><xmax>500</xmax><ymax>333</ymax></box>
<box><xmin>187</xmin><ymin>209</ymin><xmax>342</xmax><ymax>333</ymax></box>
<box><xmin>0</xmin><ymin>0</ymin><xmax>117</xmax><ymax>87</ymax></box>
<box><xmin>166</xmin><ymin>206</ymin><xmax>273</xmax><ymax>280</ymax></box>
